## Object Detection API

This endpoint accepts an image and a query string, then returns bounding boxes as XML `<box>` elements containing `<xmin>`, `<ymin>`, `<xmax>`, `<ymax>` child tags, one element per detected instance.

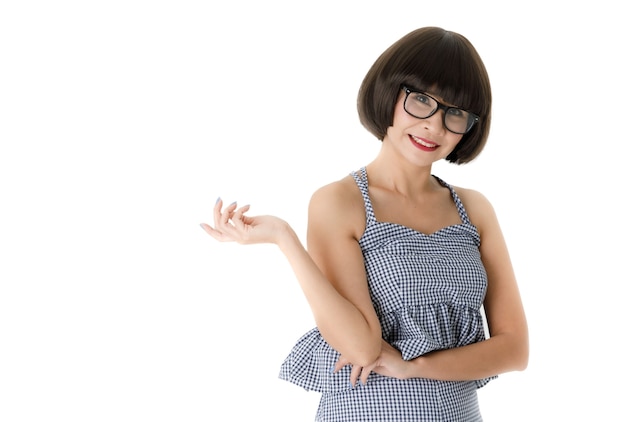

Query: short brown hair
<box><xmin>357</xmin><ymin>27</ymin><xmax>492</xmax><ymax>164</ymax></box>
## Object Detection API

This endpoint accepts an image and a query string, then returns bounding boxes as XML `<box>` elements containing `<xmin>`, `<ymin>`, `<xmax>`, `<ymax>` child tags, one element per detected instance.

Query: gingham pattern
<box><xmin>279</xmin><ymin>167</ymin><xmax>495</xmax><ymax>421</ymax></box>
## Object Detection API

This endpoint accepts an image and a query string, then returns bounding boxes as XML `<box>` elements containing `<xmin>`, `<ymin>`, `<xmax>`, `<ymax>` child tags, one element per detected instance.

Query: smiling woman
<box><xmin>201</xmin><ymin>26</ymin><xmax>528</xmax><ymax>421</ymax></box>
<box><xmin>4</xmin><ymin>1</ymin><xmax>624</xmax><ymax>421</ymax></box>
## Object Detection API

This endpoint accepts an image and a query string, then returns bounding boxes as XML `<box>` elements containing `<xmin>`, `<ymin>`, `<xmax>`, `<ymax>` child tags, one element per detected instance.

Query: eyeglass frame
<box><xmin>401</xmin><ymin>85</ymin><xmax>480</xmax><ymax>135</ymax></box>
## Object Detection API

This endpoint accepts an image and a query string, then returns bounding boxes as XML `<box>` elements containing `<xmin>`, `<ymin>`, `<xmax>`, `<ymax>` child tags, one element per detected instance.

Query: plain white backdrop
<box><xmin>1</xmin><ymin>1</ymin><xmax>624</xmax><ymax>420</ymax></box>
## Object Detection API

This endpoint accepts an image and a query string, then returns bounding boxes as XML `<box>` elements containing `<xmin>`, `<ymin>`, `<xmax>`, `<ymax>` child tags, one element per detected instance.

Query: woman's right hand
<box><xmin>200</xmin><ymin>198</ymin><xmax>290</xmax><ymax>246</ymax></box>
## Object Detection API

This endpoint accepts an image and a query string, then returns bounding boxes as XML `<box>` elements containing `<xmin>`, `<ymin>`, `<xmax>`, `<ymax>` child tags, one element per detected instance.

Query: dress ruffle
<box><xmin>278</xmin><ymin>302</ymin><xmax>496</xmax><ymax>393</ymax></box>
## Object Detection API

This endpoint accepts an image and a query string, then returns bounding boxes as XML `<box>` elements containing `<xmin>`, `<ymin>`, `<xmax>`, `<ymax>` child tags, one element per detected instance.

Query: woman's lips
<box><xmin>410</xmin><ymin>134</ymin><xmax>438</xmax><ymax>151</ymax></box>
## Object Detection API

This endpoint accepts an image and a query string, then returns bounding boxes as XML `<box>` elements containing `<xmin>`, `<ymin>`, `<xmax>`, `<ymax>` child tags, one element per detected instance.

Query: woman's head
<box><xmin>357</xmin><ymin>27</ymin><xmax>492</xmax><ymax>164</ymax></box>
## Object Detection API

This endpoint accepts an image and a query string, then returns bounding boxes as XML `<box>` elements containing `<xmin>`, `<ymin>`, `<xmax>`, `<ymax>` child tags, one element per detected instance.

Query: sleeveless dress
<box><xmin>279</xmin><ymin>167</ymin><xmax>496</xmax><ymax>421</ymax></box>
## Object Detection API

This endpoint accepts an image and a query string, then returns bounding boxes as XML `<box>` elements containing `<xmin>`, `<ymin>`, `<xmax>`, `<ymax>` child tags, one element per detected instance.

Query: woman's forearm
<box><xmin>408</xmin><ymin>333</ymin><xmax>529</xmax><ymax>381</ymax></box>
<box><xmin>276</xmin><ymin>225</ymin><xmax>382</xmax><ymax>366</ymax></box>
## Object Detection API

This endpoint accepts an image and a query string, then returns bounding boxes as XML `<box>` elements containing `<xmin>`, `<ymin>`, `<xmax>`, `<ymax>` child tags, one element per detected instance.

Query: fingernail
<box><xmin>215</xmin><ymin>197</ymin><xmax>221</xmax><ymax>205</ymax></box>
<box><xmin>229</xmin><ymin>201</ymin><xmax>237</xmax><ymax>206</ymax></box>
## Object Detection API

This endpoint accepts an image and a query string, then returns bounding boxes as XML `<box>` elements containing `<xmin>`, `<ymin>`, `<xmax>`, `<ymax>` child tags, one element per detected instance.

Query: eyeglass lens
<box><xmin>404</xmin><ymin>91</ymin><xmax>476</xmax><ymax>134</ymax></box>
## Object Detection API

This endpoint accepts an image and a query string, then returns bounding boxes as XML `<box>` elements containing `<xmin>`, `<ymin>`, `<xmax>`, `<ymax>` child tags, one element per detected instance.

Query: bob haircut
<box><xmin>357</xmin><ymin>27</ymin><xmax>492</xmax><ymax>164</ymax></box>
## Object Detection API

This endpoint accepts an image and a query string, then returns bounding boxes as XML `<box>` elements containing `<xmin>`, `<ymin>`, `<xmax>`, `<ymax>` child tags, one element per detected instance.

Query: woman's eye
<box><xmin>415</xmin><ymin>94</ymin><xmax>430</xmax><ymax>105</ymax></box>
<box><xmin>448</xmin><ymin>108</ymin><xmax>464</xmax><ymax>117</ymax></box>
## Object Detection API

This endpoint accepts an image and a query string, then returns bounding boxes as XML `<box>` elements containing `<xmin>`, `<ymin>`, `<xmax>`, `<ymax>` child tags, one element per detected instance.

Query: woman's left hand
<box><xmin>334</xmin><ymin>340</ymin><xmax>410</xmax><ymax>387</ymax></box>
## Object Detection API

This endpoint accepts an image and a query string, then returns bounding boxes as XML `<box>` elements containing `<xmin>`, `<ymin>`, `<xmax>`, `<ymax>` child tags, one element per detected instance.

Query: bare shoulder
<box><xmin>310</xmin><ymin>175</ymin><xmax>362</xmax><ymax>208</ymax></box>
<box><xmin>452</xmin><ymin>186</ymin><xmax>498</xmax><ymax>231</ymax></box>
<box><xmin>308</xmin><ymin>174</ymin><xmax>365</xmax><ymax>240</ymax></box>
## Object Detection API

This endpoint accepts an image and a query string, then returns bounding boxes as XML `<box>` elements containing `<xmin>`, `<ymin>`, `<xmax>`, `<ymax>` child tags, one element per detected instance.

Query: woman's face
<box><xmin>384</xmin><ymin>90</ymin><xmax>464</xmax><ymax>167</ymax></box>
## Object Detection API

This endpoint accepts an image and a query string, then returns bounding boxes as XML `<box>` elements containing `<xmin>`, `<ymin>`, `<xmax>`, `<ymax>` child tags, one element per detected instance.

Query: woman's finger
<box><xmin>199</xmin><ymin>223</ymin><xmax>230</xmax><ymax>242</ymax></box>
<box><xmin>205</xmin><ymin>197</ymin><xmax>236</xmax><ymax>241</ymax></box>
<box><xmin>359</xmin><ymin>365</ymin><xmax>374</xmax><ymax>386</ymax></box>
<box><xmin>231</xmin><ymin>205</ymin><xmax>251</xmax><ymax>229</ymax></box>
<box><xmin>350</xmin><ymin>364</ymin><xmax>362</xmax><ymax>387</ymax></box>
<box><xmin>333</xmin><ymin>354</ymin><xmax>350</xmax><ymax>374</ymax></box>
<box><xmin>220</xmin><ymin>201</ymin><xmax>237</xmax><ymax>226</ymax></box>
<box><xmin>213</xmin><ymin>197</ymin><xmax>225</xmax><ymax>229</ymax></box>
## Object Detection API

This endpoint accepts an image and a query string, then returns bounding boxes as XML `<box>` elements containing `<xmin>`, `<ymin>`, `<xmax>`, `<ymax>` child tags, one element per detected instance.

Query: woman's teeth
<box><xmin>410</xmin><ymin>135</ymin><xmax>436</xmax><ymax>148</ymax></box>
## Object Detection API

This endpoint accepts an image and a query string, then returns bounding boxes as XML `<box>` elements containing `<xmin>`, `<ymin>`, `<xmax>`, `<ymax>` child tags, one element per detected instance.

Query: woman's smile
<box><xmin>409</xmin><ymin>134</ymin><xmax>439</xmax><ymax>151</ymax></box>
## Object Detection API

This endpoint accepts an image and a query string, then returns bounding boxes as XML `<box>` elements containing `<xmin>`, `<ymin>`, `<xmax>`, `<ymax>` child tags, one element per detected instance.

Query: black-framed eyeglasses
<box><xmin>402</xmin><ymin>86</ymin><xmax>479</xmax><ymax>135</ymax></box>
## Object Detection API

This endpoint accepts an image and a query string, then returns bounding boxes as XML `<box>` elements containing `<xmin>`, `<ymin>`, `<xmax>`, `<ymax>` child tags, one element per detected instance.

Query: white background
<box><xmin>1</xmin><ymin>1</ymin><xmax>624</xmax><ymax>420</ymax></box>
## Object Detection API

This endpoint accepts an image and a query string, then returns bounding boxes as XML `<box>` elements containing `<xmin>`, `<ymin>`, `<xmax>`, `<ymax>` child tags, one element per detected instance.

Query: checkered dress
<box><xmin>279</xmin><ymin>167</ymin><xmax>495</xmax><ymax>421</ymax></box>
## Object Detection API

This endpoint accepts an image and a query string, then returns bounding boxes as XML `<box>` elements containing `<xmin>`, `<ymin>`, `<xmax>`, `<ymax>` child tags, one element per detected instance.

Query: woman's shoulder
<box><xmin>452</xmin><ymin>185</ymin><xmax>490</xmax><ymax>205</ymax></box>
<box><xmin>310</xmin><ymin>174</ymin><xmax>362</xmax><ymax>207</ymax></box>
<box><xmin>452</xmin><ymin>185</ymin><xmax>498</xmax><ymax>231</ymax></box>
<box><xmin>308</xmin><ymin>174</ymin><xmax>366</xmax><ymax>236</ymax></box>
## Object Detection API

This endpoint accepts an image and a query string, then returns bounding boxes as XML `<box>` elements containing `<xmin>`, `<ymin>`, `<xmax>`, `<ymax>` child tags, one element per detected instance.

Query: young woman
<box><xmin>201</xmin><ymin>26</ymin><xmax>528</xmax><ymax>421</ymax></box>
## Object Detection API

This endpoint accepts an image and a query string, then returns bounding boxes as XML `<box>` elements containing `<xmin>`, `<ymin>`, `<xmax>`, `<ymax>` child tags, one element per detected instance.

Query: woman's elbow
<box><xmin>509</xmin><ymin>333</ymin><xmax>529</xmax><ymax>372</ymax></box>
<box><xmin>349</xmin><ymin>339</ymin><xmax>383</xmax><ymax>367</ymax></box>
<box><xmin>516</xmin><ymin>340</ymin><xmax>530</xmax><ymax>371</ymax></box>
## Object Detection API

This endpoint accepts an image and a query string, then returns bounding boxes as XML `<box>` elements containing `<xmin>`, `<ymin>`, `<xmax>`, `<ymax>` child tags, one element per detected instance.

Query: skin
<box><xmin>201</xmin><ymin>90</ymin><xmax>529</xmax><ymax>388</ymax></box>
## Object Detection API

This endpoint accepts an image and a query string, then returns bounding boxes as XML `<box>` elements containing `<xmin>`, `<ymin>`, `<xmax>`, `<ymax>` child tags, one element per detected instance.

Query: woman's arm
<box><xmin>304</xmin><ymin>179</ymin><xmax>382</xmax><ymax>366</ymax></box>
<box><xmin>201</xmin><ymin>178</ymin><xmax>382</xmax><ymax>367</ymax></box>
